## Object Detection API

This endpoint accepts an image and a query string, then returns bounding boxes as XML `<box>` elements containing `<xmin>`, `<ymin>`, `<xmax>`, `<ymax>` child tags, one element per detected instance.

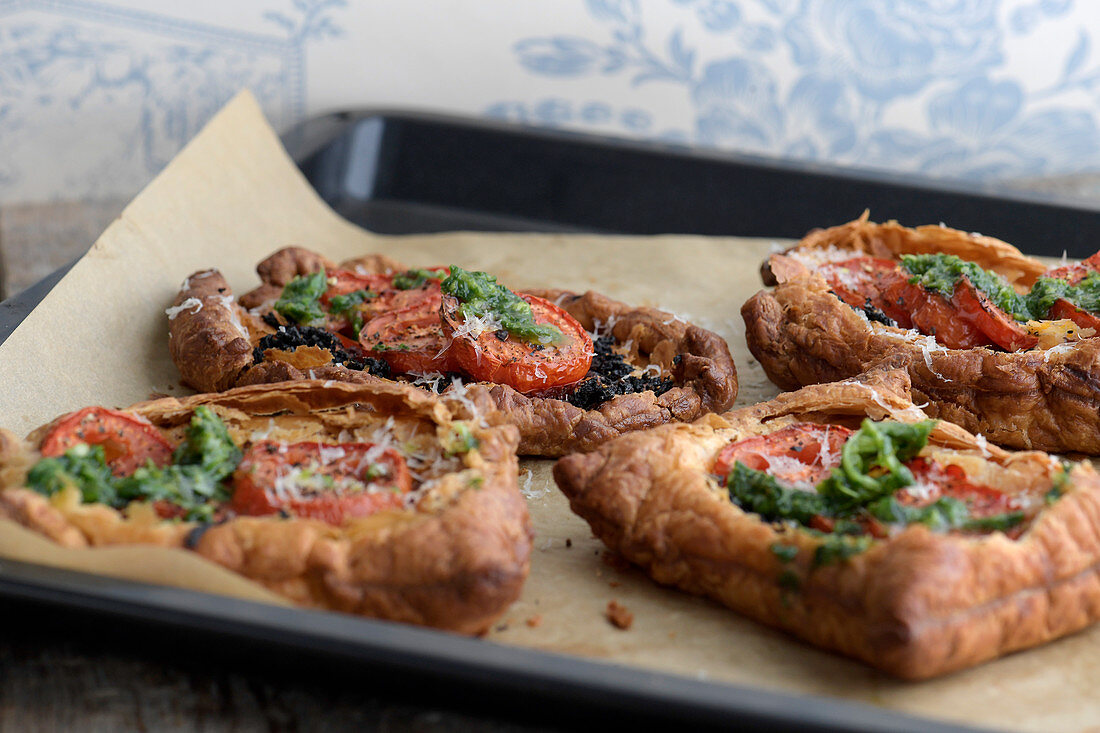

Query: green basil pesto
<box><xmin>725</xmin><ymin>419</ymin><xmax>1026</xmax><ymax>550</ymax></box>
<box><xmin>1027</xmin><ymin>270</ymin><xmax>1100</xmax><ymax>317</ymax></box>
<box><xmin>26</xmin><ymin>406</ymin><xmax>242</xmax><ymax>522</ymax></box>
<box><xmin>393</xmin><ymin>268</ymin><xmax>448</xmax><ymax>290</ymax></box>
<box><xmin>811</xmin><ymin>534</ymin><xmax>873</xmax><ymax>568</ymax></box>
<box><xmin>901</xmin><ymin>253</ymin><xmax>1100</xmax><ymax>322</ymax></box>
<box><xmin>273</xmin><ymin>269</ymin><xmax>328</xmax><ymax>325</ymax></box>
<box><xmin>328</xmin><ymin>288</ymin><xmax>374</xmax><ymax>315</ymax></box>
<box><xmin>440</xmin><ymin>266</ymin><xmax>564</xmax><ymax>345</ymax></box>
<box><xmin>727</xmin><ymin>462</ymin><xmax>827</xmax><ymax>525</ymax></box>
<box><xmin>328</xmin><ymin>288</ymin><xmax>374</xmax><ymax>338</ymax></box>
<box><xmin>901</xmin><ymin>254</ymin><xmax>1030</xmax><ymax>319</ymax></box>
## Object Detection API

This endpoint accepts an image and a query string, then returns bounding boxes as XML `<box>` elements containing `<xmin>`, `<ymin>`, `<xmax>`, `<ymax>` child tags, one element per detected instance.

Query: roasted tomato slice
<box><xmin>819</xmin><ymin>257</ymin><xmax>908</xmax><ymax>324</ymax></box>
<box><xmin>231</xmin><ymin>441</ymin><xmax>412</xmax><ymax>525</ymax></box>
<box><xmin>1048</xmin><ymin>298</ymin><xmax>1100</xmax><ymax>332</ymax></box>
<box><xmin>713</xmin><ymin>423</ymin><xmax>853</xmax><ymax>485</ymax></box>
<box><xmin>320</xmin><ymin>269</ymin><xmax>389</xmax><ymax>305</ymax></box>
<box><xmin>882</xmin><ymin>276</ymin><xmax>993</xmax><ymax>349</ymax></box>
<box><xmin>1042</xmin><ymin>252</ymin><xmax>1100</xmax><ymax>283</ymax></box>
<box><xmin>359</xmin><ymin>290</ymin><xmax>453</xmax><ymax>375</ymax></box>
<box><xmin>359</xmin><ymin>267</ymin><xmax>451</xmax><ymax>318</ymax></box>
<box><xmin>902</xmin><ymin>457</ymin><xmax>1025</xmax><ymax>535</ymax></box>
<box><xmin>441</xmin><ymin>293</ymin><xmax>593</xmax><ymax>394</ymax></box>
<box><xmin>949</xmin><ymin>276</ymin><xmax>1038</xmax><ymax>352</ymax></box>
<box><xmin>39</xmin><ymin>407</ymin><xmax>174</xmax><ymax>477</ymax></box>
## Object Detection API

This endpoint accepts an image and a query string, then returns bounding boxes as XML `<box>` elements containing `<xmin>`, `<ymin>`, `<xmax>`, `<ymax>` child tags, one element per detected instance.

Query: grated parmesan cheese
<box><xmin>589</xmin><ymin>314</ymin><xmax>619</xmax><ymax>340</ymax></box>
<box><xmin>443</xmin><ymin>376</ymin><xmax>487</xmax><ymax>427</ymax></box>
<box><xmin>249</xmin><ymin>418</ymin><xmax>278</xmax><ymax>442</ymax></box>
<box><xmin>318</xmin><ymin>445</ymin><xmax>347</xmax><ymax>463</ymax></box>
<box><xmin>786</xmin><ymin>244</ymin><xmax>860</xmax><ymax>268</ymax></box>
<box><xmin>409</xmin><ymin>371</ymin><xmax>447</xmax><ymax>393</ymax></box>
<box><xmin>901</xmin><ymin>479</ymin><xmax>939</xmax><ymax>503</ymax></box>
<box><xmin>165</xmin><ymin>298</ymin><xmax>203</xmax><ymax>319</ymax></box>
<box><xmin>519</xmin><ymin>470</ymin><xmax>552</xmax><ymax>500</ymax></box>
<box><xmin>1043</xmin><ymin>341</ymin><xmax>1078</xmax><ymax>362</ymax></box>
<box><xmin>451</xmin><ymin>311</ymin><xmax>504</xmax><ymax>342</ymax></box>
<box><xmin>879</xmin><ymin>330</ymin><xmax>951</xmax><ymax>381</ymax></box>
<box><xmin>816</xmin><ymin>424</ymin><xmax>834</xmax><ymax>468</ymax></box>
<box><xmin>214</xmin><ymin>294</ymin><xmax>248</xmax><ymax>338</ymax></box>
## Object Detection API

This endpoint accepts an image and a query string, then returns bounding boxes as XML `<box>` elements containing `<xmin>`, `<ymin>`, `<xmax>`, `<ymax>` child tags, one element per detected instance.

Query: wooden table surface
<box><xmin>2</xmin><ymin>187</ymin><xmax>1099</xmax><ymax>732</ymax></box>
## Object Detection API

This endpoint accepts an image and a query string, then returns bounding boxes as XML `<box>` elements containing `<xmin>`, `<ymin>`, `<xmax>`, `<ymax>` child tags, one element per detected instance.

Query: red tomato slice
<box><xmin>1048</xmin><ymin>298</ymin><xmax>1100</xmax><ymax>331</ymax></box>
<box><xmin>231</xmin><ymin>441</ymin><xmax>412</xmax><ymax>525</ymax></box>
<box><xmin>713</xmin><ymin>423</ymin><xmax>853</xmax><ymax>485</ymax></box>
<box><xmin>359</xmin><ymin>291</ymin><xmax>454</xmax><ymax>374</ymax></box>
<box><xmin>1042</xmin><ymin>252</ymin><xmax>1100</xmax><ymax>283</ymax></box>
<box><xmin>39</xmin><ymin>407</ymin><xmax>174</xmax><ymax>477</ymax></box>
<box><xmin>716</xmin><ymin>425</ymin><xmax>1026</xmax><ymax>538</ymax></box>
<box><xmin>949</xmin><ymin>276</ymin><xmax>1038</xmax><ymax>352</ymax></box>
<box><xmin>322</xmin><ymin>269</ymin><xmax>451</xmax><ymax>333</ymax></box>
<box><xmin>320</xmin><ymin>269</ymin><xmax>390</xmax><ymax>305</ymax></box>
<box><xmin>819</xmin><ymin>257</ymin><xmax>910</xmax><ymax>325</ymax></box>
<box><xmin>882</xmin><ymin>276</ymin><xmax>993</xmax><ymax>349</ymax></box>
<box><xmin>319</xmin><ymin>270</ymin><xmax>389</xmax><ymax>335</ymax></box>
<box><xmin>369</xmin><ymin>268</ymin><xmax>451</xmax><ymax>316</ymax></box>
<box><xmin>441</xmin><ymin>293</ymin><xmax>593</xmax><ymax>394</ymax></box>
<box><xmin>904</xmin><ymin>458</ymin><xmax>1018</xmax><ymax>521</ymax></box>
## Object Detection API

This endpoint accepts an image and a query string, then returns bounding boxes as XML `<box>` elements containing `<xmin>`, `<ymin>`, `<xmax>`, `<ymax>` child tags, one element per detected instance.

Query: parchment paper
<box><xmin>0</xmin><ymin>90</ymin><xmax>1091</xmax><ymax>732</ymax></box>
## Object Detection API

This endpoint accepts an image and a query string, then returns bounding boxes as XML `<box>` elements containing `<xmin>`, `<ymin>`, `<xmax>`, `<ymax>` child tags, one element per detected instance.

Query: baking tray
<box><xmin>286</xmin><ymin>109</ymin><xmax>1100</xmax><ymax>256</ymax></box>
<box><xmin>6</xmin><ymin>109</ymin><xmax>1098</xmax><ymax>731</ymax></box>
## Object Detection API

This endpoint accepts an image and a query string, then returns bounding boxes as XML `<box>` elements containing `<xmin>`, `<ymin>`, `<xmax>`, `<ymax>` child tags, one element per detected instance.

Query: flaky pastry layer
<box><xmin>744</xmin><ymin>215</ymin><xmax>1100</xmax><ymax>453</ymax></box>
<box><xmin>0</xmin><ymin>380</ymin><xmax>532</xmax><ymax>634</ymax></box>
<box><xmin>168</xmin><ymin>247</ymin><xmax>738</xmax><ymax>456</ymax></box>
<box><xmin>553</xmin><ymin>368</ymin><xmax>1100</xmax><ymax>679</ymax></box>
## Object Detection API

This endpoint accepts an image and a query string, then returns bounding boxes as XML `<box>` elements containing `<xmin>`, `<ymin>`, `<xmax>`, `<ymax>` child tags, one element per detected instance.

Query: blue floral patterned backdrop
<box><xmin>1</xmin><ymin>0</ymin><xmax>1098</xmax><ymax>203</ymax></box>
<box><xmin>488</xmin><ymin>0</ymin><xmax>1100</xmax><ymax>183</ymax></box>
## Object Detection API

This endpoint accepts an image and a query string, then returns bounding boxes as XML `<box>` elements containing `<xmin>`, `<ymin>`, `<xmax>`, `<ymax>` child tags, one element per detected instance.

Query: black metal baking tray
<box><xmin>285</xmin><ymin>109</ymin><xmax>1100</xmax><ymax>256</ymax></box>
<box><xmin>2</xmin><ymin>109</ymin><xmax>1077</xmax><ymax>732</ymax></box>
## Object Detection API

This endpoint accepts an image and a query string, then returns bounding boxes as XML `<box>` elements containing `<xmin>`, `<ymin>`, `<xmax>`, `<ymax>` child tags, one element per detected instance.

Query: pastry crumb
<box><xmin>565</xmin><ymin>538</ymin><xmax>572</xmax><ymax>548</ymax></box>
<box><xmin>606</xmin><ymin>600</ymin><xmax>634</xmax><ymax>630</ymax></box>
<box><xmin>525</xmin><ymin>614</ymin><xmax>543</xmax><ymax>628</ymax></box>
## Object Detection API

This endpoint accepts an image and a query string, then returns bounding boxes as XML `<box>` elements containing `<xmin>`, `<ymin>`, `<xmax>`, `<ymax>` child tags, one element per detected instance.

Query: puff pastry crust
<box><xmin>0</xmin><ymin>380</ymin><xmax>532</xmax><ymax>634</ymax></box>
<box><xmin>743</xmin><ymin>214</ymin><xmax>1100</xmax><ymax>452</ymax></box>
<box><xmin>168</xmin><ymin>247</ymin><xmax>738</xmax><ymax>456</ymax></box>
<box><xmin>552</xmin><ymin>368</ymin><xmax>1100</xmax><ymax>679</ymax></box>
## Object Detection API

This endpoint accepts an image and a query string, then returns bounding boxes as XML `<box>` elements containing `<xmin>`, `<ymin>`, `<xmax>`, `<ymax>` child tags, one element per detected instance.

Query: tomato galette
<box><xmin>553</xmin><ymin>368</ymin><xmax>1100</xmax><ymax>678</ymax></box>
<box><xmin>743</xmin><ymin>213</ymin><xmax>1100</xmax><ymax>453</ymax></box>
<box><xmin>0</xmin><ymin>380</ymin><xmax>531</xmax><ymax>634</ymax></box>
<box><xmin>168</xmin><ymin>246</ymin><xmax>737</xmax><ymax>456</ymax></box>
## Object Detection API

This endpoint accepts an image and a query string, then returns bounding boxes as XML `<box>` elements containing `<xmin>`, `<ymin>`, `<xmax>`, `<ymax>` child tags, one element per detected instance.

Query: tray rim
<box><xmin>286</xmin><ymin>106</ymin><xmax>1100</xmax><ymax>214</ymax></box>
<box><xmin>0</xmin><ymin>557</ymin><xmax>988</xmax><ymax>733</ymax></box>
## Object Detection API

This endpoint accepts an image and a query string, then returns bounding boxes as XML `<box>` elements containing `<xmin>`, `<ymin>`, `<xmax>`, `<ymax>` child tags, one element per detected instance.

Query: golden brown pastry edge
<box><xmin>552</xmin><ymin>369</ymin><xmax>1100</xmax><ymax>679</ymax></box>
<box><xmin>169</xmin><ymin>247</ymin><xmax>739</xmax><ymax>457</ymax></box>
<box><xmin>0</xmin><ymin>380</ymin><xmax>532</xmax><ymax>635</ymax></box>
